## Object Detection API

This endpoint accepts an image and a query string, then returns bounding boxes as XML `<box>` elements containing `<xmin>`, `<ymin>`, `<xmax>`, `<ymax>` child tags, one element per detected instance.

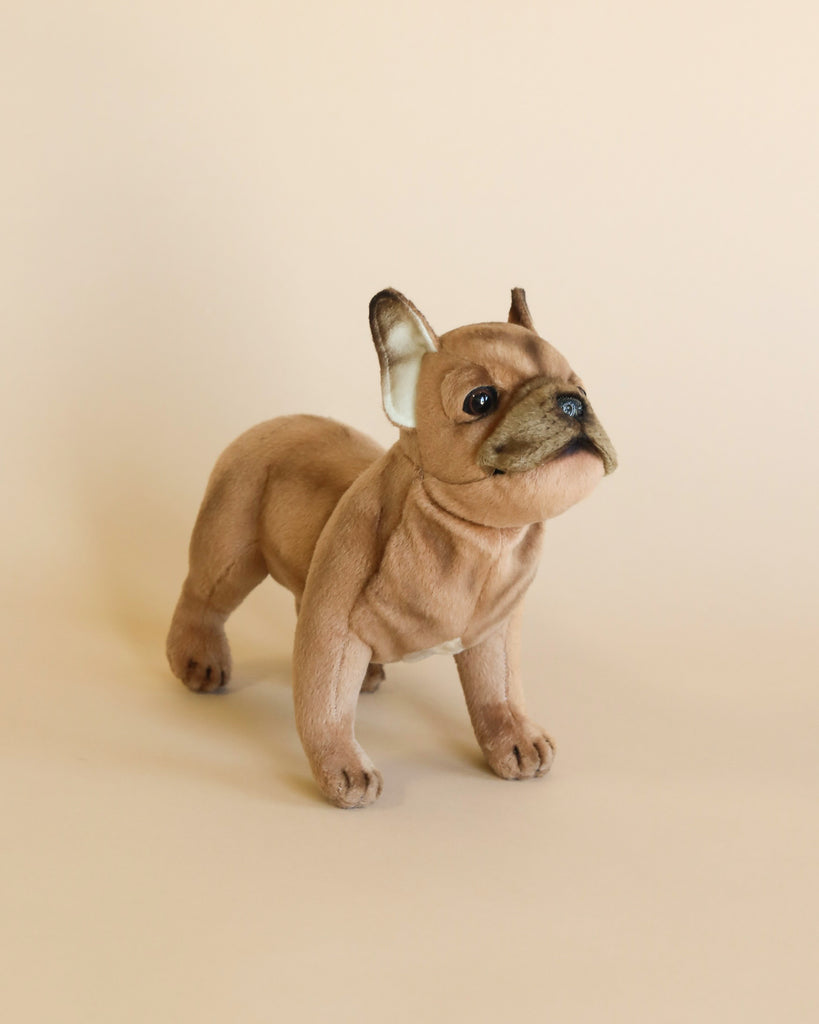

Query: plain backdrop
<box><xmin>2</xmin><ymin>2</ymin><xmax>817</xmax><ymax>1022</ymax></box>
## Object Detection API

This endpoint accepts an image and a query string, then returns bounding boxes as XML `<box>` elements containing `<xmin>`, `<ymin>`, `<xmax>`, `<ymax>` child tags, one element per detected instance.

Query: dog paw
<box><xmin>167</xmin><ymin>616</ymin><xmax>231</xmax><ymax>694</ymax></box>
<box><xmin>360</xmin><ymin>663</ymin><xmax>385</xmax><ymax>694</ymax></box>
<box><xmin>315</xmin><ymin>746</ymin><xmax>384</xmax><ymax>809</ymax></box>
<box><xmin>482</xmin><ymin>717</ymin><xmax>555</xmax><ymax>780</ymax></box>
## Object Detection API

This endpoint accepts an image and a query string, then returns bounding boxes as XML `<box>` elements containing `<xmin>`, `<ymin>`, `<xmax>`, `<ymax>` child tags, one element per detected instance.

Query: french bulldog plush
<box><xmin>167</xmin><ymin>288</ymin><xmax>617</xmax><ymax>808</ymax></box>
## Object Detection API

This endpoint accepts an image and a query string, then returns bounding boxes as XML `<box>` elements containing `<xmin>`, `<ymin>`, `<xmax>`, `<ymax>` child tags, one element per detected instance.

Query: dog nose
<box><xmin>558</xmin><ymin>394</ymin><xmax>584</xmax><ymax>419</ymax></box>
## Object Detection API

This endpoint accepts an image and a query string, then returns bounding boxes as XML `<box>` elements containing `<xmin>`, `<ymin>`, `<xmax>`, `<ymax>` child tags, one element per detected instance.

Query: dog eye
<box><xmin>462</xmin><ymin>386</ymin><xmax>499</xmax><ymax>417</ymax></box>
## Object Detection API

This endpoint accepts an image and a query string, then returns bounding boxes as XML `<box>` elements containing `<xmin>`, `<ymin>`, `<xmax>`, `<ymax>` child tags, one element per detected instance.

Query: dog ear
<box><xmin>508</xmin><ymin>287</ymin><xmax>536</xmax><ymax>331</ymax></box>
<box><xmin>369</xmin><ymin>289</ymin><xmax>439</xmax><ymax>428</ymax></box>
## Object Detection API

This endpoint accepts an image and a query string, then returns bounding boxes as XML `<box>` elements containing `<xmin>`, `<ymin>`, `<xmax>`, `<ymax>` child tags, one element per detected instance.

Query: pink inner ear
<box><xmin>370</xmin><ymin>293</ymin><xmax>438</xmax><ymax>429</ymax></box>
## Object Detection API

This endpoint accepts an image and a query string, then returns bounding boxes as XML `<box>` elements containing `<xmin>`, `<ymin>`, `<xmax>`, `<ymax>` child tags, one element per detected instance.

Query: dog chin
<box><xmin>424</xmin><ymin>448</ymin><xmax>605</xmax><ymax>529</ymax></box>
<box><xmin>524</xmin><ymin>447</ymin><xmax>605</xmax><ymax>521</ymax></box>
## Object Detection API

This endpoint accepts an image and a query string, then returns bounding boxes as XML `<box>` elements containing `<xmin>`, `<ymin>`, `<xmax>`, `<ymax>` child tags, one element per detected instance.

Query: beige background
<box><xmin>2</xmin><ymin>2</ymin><xmax>817</xmax><ymax>1021</ymax></box>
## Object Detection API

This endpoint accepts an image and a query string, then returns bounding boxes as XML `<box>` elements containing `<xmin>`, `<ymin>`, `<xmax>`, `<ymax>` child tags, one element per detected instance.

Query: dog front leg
<box><xmin>455</xmin><ymin>610</ymin><xmax>555</xmax><ymax>780</ymax></box>
<box><xmin>293</xmin><ymin>613</ymin><xmax>383</xmax><ymax>809</ymax></box>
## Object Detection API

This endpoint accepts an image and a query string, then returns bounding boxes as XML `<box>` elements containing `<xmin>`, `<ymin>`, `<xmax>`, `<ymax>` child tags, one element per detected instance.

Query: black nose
<box><xmin>558</xmin><ymin>394</ymin><xmax>584</xmax><ymax>419</ymax></box>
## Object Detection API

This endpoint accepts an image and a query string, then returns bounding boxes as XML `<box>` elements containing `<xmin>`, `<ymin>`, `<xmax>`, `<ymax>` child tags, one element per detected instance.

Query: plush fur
<box><xmin>167</xmin><ymin>289</ymin><xmax>617</xmax><ymax>808</ymax></box>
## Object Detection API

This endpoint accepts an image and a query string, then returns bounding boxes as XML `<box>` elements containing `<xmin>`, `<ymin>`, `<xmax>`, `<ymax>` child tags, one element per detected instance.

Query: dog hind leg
<box><xmin>167</xmin><ymin>464</ymin><xmax>269</xmax><ymax>693</ymax></box>
<box><xmin>167</xmin><ymin>549</ymin><xmax>267</xmax><ymax>693</ymax></box>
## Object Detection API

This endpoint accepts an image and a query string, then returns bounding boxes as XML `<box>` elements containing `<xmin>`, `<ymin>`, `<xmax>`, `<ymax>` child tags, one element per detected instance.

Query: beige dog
<box><xmin>167</xmin><ymin>288</ymin><xmax>617</xmax><ymax>807</ymax></box>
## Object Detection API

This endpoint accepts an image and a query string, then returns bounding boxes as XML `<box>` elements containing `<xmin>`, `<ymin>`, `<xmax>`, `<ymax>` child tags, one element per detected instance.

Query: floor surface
<box><xmin>3</xmin><ymin>578</ymin><xmax>816</xmax><ymax>1023</ymax></box>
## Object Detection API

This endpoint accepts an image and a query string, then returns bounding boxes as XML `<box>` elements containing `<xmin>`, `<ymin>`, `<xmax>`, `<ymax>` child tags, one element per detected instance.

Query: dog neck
<box><xmin>392</xmin><ymin>434</ymin><xmax>540</xmax><ymax>544</ymax></box>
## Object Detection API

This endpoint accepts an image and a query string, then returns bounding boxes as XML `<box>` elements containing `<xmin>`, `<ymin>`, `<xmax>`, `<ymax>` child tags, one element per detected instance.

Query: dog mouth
<box><xmin>553</xmin><ymin>437</ymin><xmax>597</xmax><ymax>460</ymax></box>
<box><xmin>490</xmin><ymin>436</ymin><xmax>604</xmax><ymax>476</ymax></box>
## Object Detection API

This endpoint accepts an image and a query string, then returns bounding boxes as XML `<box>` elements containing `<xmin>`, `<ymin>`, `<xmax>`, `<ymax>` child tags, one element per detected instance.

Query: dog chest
<box><xmin>348</xmin><ymin>482</ymin><xmax>542</xmax><ymax>663</ymax></box>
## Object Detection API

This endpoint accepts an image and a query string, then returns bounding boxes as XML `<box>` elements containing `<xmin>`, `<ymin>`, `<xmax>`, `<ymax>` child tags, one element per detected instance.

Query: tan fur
<box><xmin>167</xmin><ymin>289</ymin><xmax>617</xmax><ymax>807</ymax></box>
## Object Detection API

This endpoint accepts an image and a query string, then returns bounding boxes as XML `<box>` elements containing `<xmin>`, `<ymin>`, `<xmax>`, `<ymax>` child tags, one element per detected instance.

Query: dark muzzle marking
<box><xmin>477</xmin><ymin>379</ymin><xmax>618</xmax><ymax>476</ymax></box>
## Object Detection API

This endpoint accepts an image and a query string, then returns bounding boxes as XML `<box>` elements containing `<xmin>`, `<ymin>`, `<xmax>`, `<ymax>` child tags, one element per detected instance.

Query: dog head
<box><xmin>369</xmin><ymin>288</ymin><xmax>617</xmax><ymax>529</ymax></box>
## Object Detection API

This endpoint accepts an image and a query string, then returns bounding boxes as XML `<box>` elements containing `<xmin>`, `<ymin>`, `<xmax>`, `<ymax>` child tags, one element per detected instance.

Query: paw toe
<box><xmin>486</xmin><ymin>724</ymin><xmax>556</xmax><ymax>780</ymax></box>
<box><xmin>321</xmin><ymin>761</ymin><xmax>383</xmax><ymax>809</ymax></box>
<box><xmin>183</xmin><ymin>657</ymin><xmax>229</xmax><ymax>693</ymax></box>
<box><xmin>532</xmin><ymin>734</ymin><xmax>556</xmax><ymax>776</ymax></box>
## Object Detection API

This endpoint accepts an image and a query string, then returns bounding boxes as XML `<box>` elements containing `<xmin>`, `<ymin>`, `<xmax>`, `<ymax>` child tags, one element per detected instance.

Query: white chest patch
<box><xmin>402</xmin><ymin>637</ymin><xmax>465</xmax><ymax>662</ymax></box>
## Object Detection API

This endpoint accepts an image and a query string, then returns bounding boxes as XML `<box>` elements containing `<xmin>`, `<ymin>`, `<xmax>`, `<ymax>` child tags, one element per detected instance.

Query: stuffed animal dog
<box><xmin>167</xmin><ymin>288</ymin><xmax>617</xmax><ymax>807</ymax></box>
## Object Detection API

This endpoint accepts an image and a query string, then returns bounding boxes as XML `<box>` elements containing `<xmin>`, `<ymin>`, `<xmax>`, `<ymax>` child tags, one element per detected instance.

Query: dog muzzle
<box><xmin>477</xmin><ymin>379</ymin><xmax>618</xmax><ymax>476</ymax></box>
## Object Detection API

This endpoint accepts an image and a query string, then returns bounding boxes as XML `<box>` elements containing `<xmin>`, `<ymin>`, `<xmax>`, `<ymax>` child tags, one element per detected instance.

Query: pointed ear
<box><xmin>508</xmin><ymin>287</ymin><xmax>536</xmax><ymax>331</ymax></box>
<box><xmin>369</xmin><ymin>289</ymin><xmax>438</xmax><ymax>428</ymax></box>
